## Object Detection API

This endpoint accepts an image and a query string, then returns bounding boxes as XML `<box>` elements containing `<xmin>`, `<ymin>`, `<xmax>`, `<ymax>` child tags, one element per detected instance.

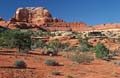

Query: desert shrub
<box><xmin>111</xmin><ymin>50</ymin><xmax>119</xmax><ymax>55</ymax></box>
<box><xmin>57</xmin><ymin>33</ymin><xmax>62</xmax><ymax>36</ymax></box>
<box><xmin>21</xmin><ymin>48</ymin><xmax>30</xmax><ymax>54</ymax></box>
<box><xmin>47</xmin><ymin>39</ymin><xmax>61</xmax><ymax>49</ymax></box>
<box><xmin>61</xmin><ymin>51</ymin><xmax>74</xmax><ymax>59</ymax></box>
<box><xmin>78</xmin><ymin>39</ymin><xmax>92</xmax><ymax>52</ymax></box>
<box><xmin>65</xmin><ymin>46</ymin><xmax>78</xmax><ymax>52</ymax></box>
<box><xmin>46</xmin><ymin>48</ymin><xmax>58</xmax><ymax>56</ymax></box>
<box><xmin>60</xmin><ymin>42</ymin><xmax>70</xmax><ymax>51</ymax></box>
<box><xmin>114</xmin><ymin>61</ymin><xmax>120</xmax><ymax>66</ymax></box>
<box><xmin>47</xmin><ymin>40</ymin><xmax>70</xmax><ymax>51</ymax></box>
<box><xmin>111</xmin><ymin>49</ymin><xmax>120</xmax><ymax>56</ymax></box>
<box><xmin>32</xmin><ymin>40</ymin><xmax>46</xmax><ymax>49</ymax></box>
<box><xmin>45</xmin><ymin>59</ymin><xmax>59</xmax><ymax>66</ymax></box>
<box><xmin>116</xmin><ymin>37</ymin><xmax>120</xmax><ymax>43</ymax></box>
<box><xmin>14</xmin><ymin>60</ymin><xmax>27</xmax><ymax>68</ymax></box>
<box><xmin>52</xmin><ymin>71</ymin><xmax>61</xmax><ymax>75</ymax></box>
<box><xmin>79</xmin><ymin>45</ymin><xmax>90</xmax><ymax>52</ymax></box>
<box><xmin>0</xmin><ymin>29</ymin><xmax>32</xmax><ymax>53</ymax></box>
<box><xmin>67</xmin><ymin>75</ymin><xmax>74</xmax><ymax>78</ymax></box>
<box><xmin>65</xmin><ymin>45</ymin><xmax>90</xmax><ymax>53</ymax></box>
<box><xmin>32</xmin><ymin>30</ymin><xmax>55</xmax><ymax>37</ymax></box>
<box><xmin>69</xmin><ymin>35</ymin><xmax>77</xmax><ymax>39</ymax></box>
<box><xmin>71</xmin><ymin>53</ymin><xmax>94</xmax><ymax>64</ymax></box>
<box><xmin>0</xmin><ymin>29</ymin><xmax>17</xmax><ymax>48</ymax></box>
<box><xmin>0</xmin><ymin>26</ymin><xmax>8</xmax><ymax>32</ymax></box>
<box><xmin>94</xmin><ymin>43</ymin><xmax>109</xmax><ymax>58</ymax></box>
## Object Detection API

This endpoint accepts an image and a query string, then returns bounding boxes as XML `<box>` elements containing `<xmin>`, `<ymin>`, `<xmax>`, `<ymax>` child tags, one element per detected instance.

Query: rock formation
<box><xmin>92</xmin><ymin>23</ymin><xmax>120</xmax><ymax>30</ymax></box>
<box><xmin>0</xmin><ymin>7</ymin><xmax>120</xmax><ymax>32</ymax></box>
<box><xmin>13</xmin><ymin>7</ymin><xmax>54</xmax><ymax>25</ymax></box>
<box><xmin>0</xmin><ymin>7</ymin><xmax>88</xmax><ymax>31</ymax></box>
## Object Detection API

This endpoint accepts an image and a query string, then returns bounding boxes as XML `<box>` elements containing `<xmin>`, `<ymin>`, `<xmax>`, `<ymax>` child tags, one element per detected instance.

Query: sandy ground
<box><xmin>0</xmin><ymin>50</ymin><xmax>120</xmax><ymax>78</ymax></box>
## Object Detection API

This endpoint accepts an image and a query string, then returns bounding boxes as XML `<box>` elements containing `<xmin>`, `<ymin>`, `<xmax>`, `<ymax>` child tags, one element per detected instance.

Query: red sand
<box><xmin>0</xmin><ymin>49</ymin><xmax>120</xmax><ymax>78</ymax></box>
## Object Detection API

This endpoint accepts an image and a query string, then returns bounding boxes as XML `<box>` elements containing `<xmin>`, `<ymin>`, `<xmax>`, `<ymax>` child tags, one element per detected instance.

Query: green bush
<box><xmin>0</xmin><ymin>30</ymin><xmax>17</xmax><ymax>48</ymax></box>
<box><xmin>65</xmin><ymin>46</ymin><xmax>78</xmax><ymax>52</ymax></box>
<box><xmin>14</xmin><ymin>60</ymin><xmax>27</xmax><ymax>68</ymax></box>
<box><xmin>71</xmin><ymin>53</ymin><xmax>94</xmax><ymax>64</ymax></box>
<box><xmin>45</xmin><ymin>59</ymin><xmax>59</xmax><ymax>66</ymax></box>
<box><xmin>94</xmin><ymin>43</ymin><xmax>109</xmax><ymax>58</ymax></box>
<box><xmin>47</xmin><ymin>40</ymin><xmax>70</xmax><ymax>51</ymax></box>
<box><xmin>0</xmin><ymin>29</ymin><xmax>32</xmax><ymax>53</ymax></box>
<box><xmin>47</xmin><ymin>39</ymin><xmax>61</xmax><ymax>49</ymax></box>
<box><xmin>79</xmin><ymin>46</ymin><xmax>90</xmax><ymax>52</ymax></box>
<box><xmin>52</xmin><ymin>71</ymin><xmax>61</xmax><ymax>75</ymax></box>
<box><xmin>79</xmin><ymin>39</ymin><xmax>91</xmax><ymax>47</ymax></box>
<box><xmin>14</xmin><ymin>30</ymin><xmax>32</xmax><ymax>52</ymax></box>
<box><xmin>78</xmin><ymin>39</ymin><xmax>92</xmax><ymax>52</ymax></box>
<box><xmin>60</xmin><ymin>42</ymin><xmax>70</xmax><ymax>51</ymax></box>
<box><xmin>116</xmin><ymin>38</ymin><xmax>120</xmax><ymax>43</ymax></box>
<box><xmin>32</xmin><ymin>40</ymin><xmax>46</xmax><ymax>49</ymax></box>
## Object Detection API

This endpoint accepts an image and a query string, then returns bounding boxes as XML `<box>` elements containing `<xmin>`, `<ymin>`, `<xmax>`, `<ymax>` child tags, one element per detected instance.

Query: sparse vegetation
<box><xmin>114</xmin><ymin>61</ymin><xmax>120</xmax><ymax>66</ymax></box>
<box><xmin>1</xmin><ymin>4</ymin><xmax>120</xmax><ymax>78</ymax></box>
<box><xmin>79</xmin><ymin>45</ymin><xmax>90</xmax><ymax>52</ymax></box>
<box><xmin>64</xmin><ymin>38</ymin><xmax>92</xmax><ymax>52</ymax></box>
<box><xmin>45</xmin><ymin>59</ymin><xmax>59</xmax><ymax>66</ymax></box>
<box><xmin>46</xmin><ymin>39</ymin><xmax>70</xmax><ymax>53</ymax></box>
<box><xmin>32</xmin><ymin>39</ymin><xmax>46</xmax><ymax>49</ymax></box>
<box><xmin>47</xmin><ymin>39</ymin><xmax>61</xmax><ymax>50</ymax></box>
<box><xmin>71</xmin><ymin>53</ymin><xmax>94</xmax><ymax>64</ymax></box>
<box><xmin>32</xmin><ymin>30</ymin><xmax>55</xmax><ymax>37</ymax></box>
<box><xmin>14</xmin><ymin>60</ymin><xmax>27</xmax><ymax>68</ymax></box>
<box><xmin>67</xmin><ymin>75</ymin><xmax>74</xmax><ymax>78</ymax></box>
<box><xmin>60</xmin><ymin>42</ymin><xmax>70</xmax><ymax>51</ymax></box>
<box><xmin>93</xmin><ymin>43</ymin><xmax>109</xmax><ymax>59</ymax></box>
<box><xmin>78</xmin><ymin>38</ymin><xmax>92</xmax><ymax>52</ymax></box>
<box><xmin>46</xmin><ymin>48</ymin><xmax>58</xmax><ymax>56</ymax></box>
<box><xmin>116</xmin><ymin>37</ymin><xmax>120</xmax><ymax>43</ymax></box>
<box><xmin>65</xmin><ymin>46</ymin><xmax>78</xmax><ymax>52</ymax></box>
<box><xmin>52</xmin><ymin>70</ymin><xmax>61</xmax><ymax>75</ymax></box>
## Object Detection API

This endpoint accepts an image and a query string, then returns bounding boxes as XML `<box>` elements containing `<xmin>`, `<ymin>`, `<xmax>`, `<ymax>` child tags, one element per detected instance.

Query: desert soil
<box><xmin>0</xmin><ymin>49</ymin><xmax>120</xmax><ymax>78</ymax></box>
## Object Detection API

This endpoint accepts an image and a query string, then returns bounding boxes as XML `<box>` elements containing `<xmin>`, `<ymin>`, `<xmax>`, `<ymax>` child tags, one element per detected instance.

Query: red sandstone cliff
<box><xmin>0</xmin><ymin>7</ymin><xmax>120</xmax><ymax>31</ymax></box>
<box><xmin>92</xmin><ymin>24</ymin><xmax>120</xmax><ymax>30</ymax></box>
<box><xmin>0</xmin><ymin>7</ymin><xmax>89</xmax><ymax>31</ymax></box>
